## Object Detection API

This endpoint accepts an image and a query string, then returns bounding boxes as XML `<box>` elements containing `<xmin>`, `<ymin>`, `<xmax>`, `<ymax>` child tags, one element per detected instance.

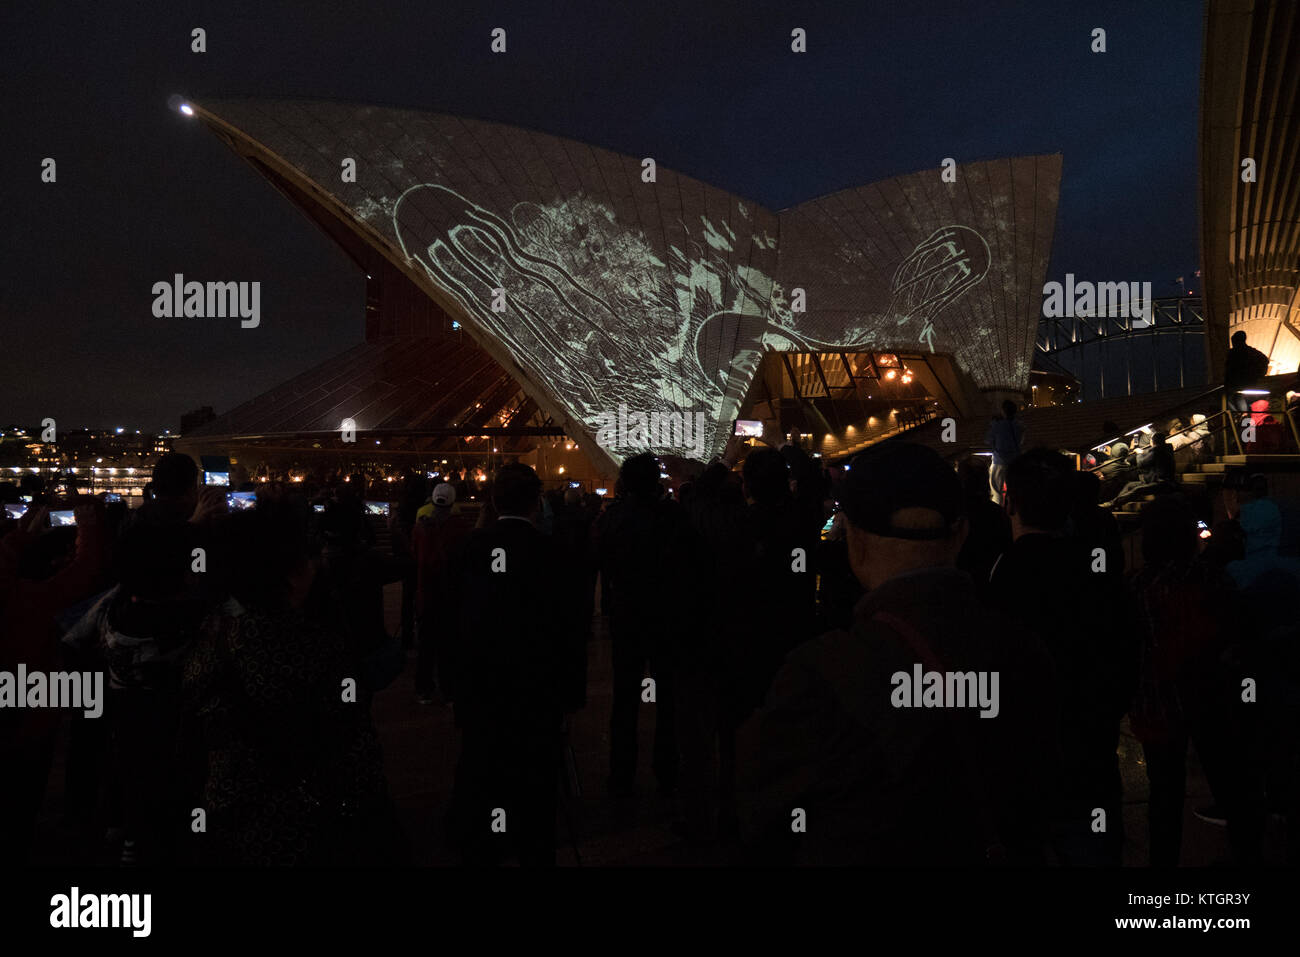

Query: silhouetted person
<box><xmin>1221</xmin><ymin>475</ymin><xmax>1300</xmax><ymax>862</ymax></box>
<box><xmin>1225</xmin><ymin>473</ymin><xmax>1300</xmax><ymax>591</ymax></box>
<box><xmin>984</xmin><ymin>400</ymin><xmax>1025</xmax><ymax>505</ymax></box>
<box><xmin>737</xmin><ymin>442</ymin><xmax>824</xmax><ymax>703</ymax></box>
<box><xmin>393</xmin><ymin>474</ymin><xmax>428</xmax><ymax>649</ymax></box>
<box><xmin>1067</xmin><ymin>469</ymin><xmax>1124</xmax><ymax>577</ymax></box>
<box><xmin>443</xmin><ymin>464</ymin><xmax>577</xmax><ymax>865</ymax></box>
<box><xmin>956</xmin><ymin>455</ymin><xmax>1012</xmax><ymax>590</ymax></box>
<box><xmin>750</xmin><ymin>443</ymin><xmax>1056</xmax><ymax>865</ymax></box>
<box><xmin>0</xmin><ymin>501</ymin><xmax>106</xmax><ymax>863</ymax></box>
<box><xmin>135</xmin><ymin>452</ymin><xmax>200</xmax><ymax>527</ymax></box>
<box><xmin>63</xmin><ymin>519</ymin><xmax>207</xmax><ymax>864</ymax></box>
<box><xmin>988</xmin><ymin>449</ymin><xmax>1140</xmax><ymax>865</ymax></box>
<box><xmin>595</xmin><ymin>453</ymin><xmax>692</xmax><ymax>796</ymax></box>
<box><xmin>1143</xmin><ymin>432</ymin><xmax>1176</xmax><ymax>486</ymax></box>
<box><xmin>183</xmin><ymin>503</ymin><xmax>402</xmax><ymax>866</ymax></box>
<box><xmin>1128</xmin><ymin>496</ymin><xmax>1237</xmax><ymax>866</ymax></box>
<box><xmin>412</xmin><ymin>483</ymin><xmax>473</xmax><ymax>702</ymax></box>
<box><xmin>1224</xmin><ymin>330</ymin><xmax>1270</xmax><ymax>413</ymax></box>
<box><xmin>18</xmin><ymin>473</ymin><xmax>47</xmax><ymax>507</ymax></box>
<box><xmin>317</xmin><ymin>480</ymin><xmax>402</xmax><ymax>693</ymax></box>
<box><xmin>676</xmin><ymin>445</ymin><xmax>746</xmax><ymax>843</ymax></box>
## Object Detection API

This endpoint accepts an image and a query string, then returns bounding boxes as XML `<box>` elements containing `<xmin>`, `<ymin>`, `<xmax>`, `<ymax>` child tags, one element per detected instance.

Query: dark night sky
<box><xmin>0</xmin><ymin>0</ymin><xmax>1203</xmax><ymax>431</ymax></box>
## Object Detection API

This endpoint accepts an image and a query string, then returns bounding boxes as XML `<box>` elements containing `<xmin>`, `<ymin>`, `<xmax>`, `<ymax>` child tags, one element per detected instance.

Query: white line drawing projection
<box><xmin>396</xmin><ymin>184</ymin><xmax>990</xmax><ymax>462</ymax></box>
<box><xmin>889</xmin><ymin>226</ymin><xmax>992</xmax><ymax>353</ymax></box>
<box><xmin>395</xmin><ymin>183</ymin><xmax>796</xmax><ymax>463</ymax></box>
<box><xmin>189</xmin><ymin>99</ymin><xmax>1062</xmax><ymax>466</ymax></box>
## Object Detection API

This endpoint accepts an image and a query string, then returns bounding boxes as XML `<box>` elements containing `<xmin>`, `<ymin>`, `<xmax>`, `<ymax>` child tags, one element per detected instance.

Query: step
<box><xmin>1194</xmin><ymin>463</ymin><xmax>1228</xmax><ymax>473</ymax></box>
<box><xmin>1216</xmin><ymin>454</ymin><xmax>1300</xmax><ymax>466</ymax></box>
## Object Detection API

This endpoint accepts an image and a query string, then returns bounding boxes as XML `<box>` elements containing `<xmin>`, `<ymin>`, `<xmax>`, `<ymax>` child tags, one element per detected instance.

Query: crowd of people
<box><xmin>1</xmin><ymin>419</ymin><xmax>1297</xmax><ymax>868</ymax></box>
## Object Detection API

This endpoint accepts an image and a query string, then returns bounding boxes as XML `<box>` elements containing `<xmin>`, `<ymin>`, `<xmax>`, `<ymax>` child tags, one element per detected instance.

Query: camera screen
<box><xmin>227</xmin><ymin>491</ymin><xmax>256</xmax><ymax>511</ymax></box>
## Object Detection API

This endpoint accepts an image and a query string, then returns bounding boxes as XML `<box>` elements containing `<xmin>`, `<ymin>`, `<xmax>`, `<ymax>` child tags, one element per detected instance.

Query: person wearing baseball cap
<box><xmin>416</xmin><ymin>483</ymin><xmax>457</xmax><ymax>522</ymax></box>
<box><xmin>751</xmin><ymin>442</ymin><xmax>1055</xmax><ymax>866</ymax></box>
<box><xmin>836</xmin><ymin>442</ymin><xmax>967</xmax><ymax>583</ymax></box>
<box><xmin>412</xmin><ymin>482</ymin><xmax>472</xmax><ymax>703</ymax></box>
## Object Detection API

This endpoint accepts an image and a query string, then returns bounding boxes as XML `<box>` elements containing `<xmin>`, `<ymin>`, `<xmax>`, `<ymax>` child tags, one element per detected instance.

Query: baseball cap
<box><xmin>839</xmin><ymin>442</ymin><xmax>963</xmax><ymax>540</ymax></box>
<box><xmin>432</xmin><ymin>483</ymin><xmax>456</xmax><ymax>507</ymax></box>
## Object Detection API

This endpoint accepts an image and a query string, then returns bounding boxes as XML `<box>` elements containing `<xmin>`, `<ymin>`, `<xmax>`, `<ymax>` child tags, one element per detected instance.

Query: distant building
<box><xmin>1</xmin><ymin>428</ymin><xmax>160</xmax><ymax>497</ymax></box>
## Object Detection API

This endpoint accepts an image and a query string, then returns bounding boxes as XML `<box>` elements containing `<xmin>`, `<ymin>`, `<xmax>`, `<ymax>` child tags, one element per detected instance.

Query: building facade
<box><xmin>187</xmin><ymin>97</ymin><xmax>1061</xmax><ymax>473</ymax></box>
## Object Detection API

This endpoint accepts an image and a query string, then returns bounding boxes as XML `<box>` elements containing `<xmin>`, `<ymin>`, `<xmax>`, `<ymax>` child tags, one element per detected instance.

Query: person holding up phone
<box><xmin>0</xmin><ymin>499</ymin><xmax>107</xmax><ymax>863</ymax></box>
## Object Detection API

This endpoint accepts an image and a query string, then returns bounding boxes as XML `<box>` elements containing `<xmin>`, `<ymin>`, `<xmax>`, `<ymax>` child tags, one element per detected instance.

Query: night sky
<box><xmin>0</xmin><ymin>0</ymin><xmax>1203</xmax><ymax>431</ymax></box>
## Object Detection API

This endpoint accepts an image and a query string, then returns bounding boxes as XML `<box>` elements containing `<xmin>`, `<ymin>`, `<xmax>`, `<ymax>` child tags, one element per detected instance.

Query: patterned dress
<box><xmin>182</xmin><ymin>597</ymin><xmax>388</xmax><ymax>865</ymax></box>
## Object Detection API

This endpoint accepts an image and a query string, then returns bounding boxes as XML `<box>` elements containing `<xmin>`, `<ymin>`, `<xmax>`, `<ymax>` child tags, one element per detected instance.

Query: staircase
<box><xmin>836</xmin><ymin>408</ymin><xmax>944</xmax><ymax>457</ymax></box>
<box><xmin>1112</xmin><ymin>453</ymin><xmax>1300</xmax><ymax>528</ymax></box>
<box><xmin>1100</xmin><ymin>384</ymin><xmax>1300</xmax><ymax>528</ymax></box>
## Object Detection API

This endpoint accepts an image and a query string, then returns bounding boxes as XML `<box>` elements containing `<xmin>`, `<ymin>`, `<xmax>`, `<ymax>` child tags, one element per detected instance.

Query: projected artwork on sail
<box><xmin>395</xmin><ymin>183</ymin><xmax>991</xmax><ymax>463</ymax></box>
<box><xmin>188</xmin><ymin>99</ymin><xmax>1059</xmax><ymax>467</ymax></box>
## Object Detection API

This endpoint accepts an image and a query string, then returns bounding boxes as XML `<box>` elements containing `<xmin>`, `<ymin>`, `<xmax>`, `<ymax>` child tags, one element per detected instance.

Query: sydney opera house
<box><xmin>1200</xmin><ymin>0</ymin><xmax>1300</xmax><ymax>380</ymax></box>
<box><xmin>178</xmin><ymin>0</ymin><xmax>1298</xmax><ymax>486</ymax></box>
<box><xmin>176</xmin><ymin>97</ymin><xmax>1060</xmax><ymax>480</ymax></box>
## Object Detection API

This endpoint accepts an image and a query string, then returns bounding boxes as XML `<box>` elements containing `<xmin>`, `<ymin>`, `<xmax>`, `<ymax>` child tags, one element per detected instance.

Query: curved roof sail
<box><xmin>191</xmin><ymin>97</ymin><xmax>1061</xmax><ymax>468</ymax></box>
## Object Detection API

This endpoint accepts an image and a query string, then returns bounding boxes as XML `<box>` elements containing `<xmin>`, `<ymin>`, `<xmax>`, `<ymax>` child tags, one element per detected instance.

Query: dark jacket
<box><xmin>750</xmin><ymin>567</ymin><xmax>1057</xmax><ymax>865</ymax></box>
<box><xmin>444</xmin><ymin>518</ymin><xmax>581</xmax><ymax>718</ymax></box>
<box><xmin>1224</xmin><ymin>343</ymin><xmax>1270</xmax><ymax>392</ymax></box>
<box><xmin>595</xmin><ymin>492</ymin><xmax>696</xmax><ymax>646</ymax></box>
<box><xmin>686</xmin><ymin>445</ymin><xmax>825</xmax><ymax>718</ymax></box>
<box><xmin>987</xmin><ymin>533</ymin><xmax>1140</xmax><ymax>806</ymax></box>
<box><xmin>957</xmin><ymin>496</ymin><xmax>1013</xmax><ymax>593</ymax></box>
<box><xmin>412</xmin><ymin>509</ymin><xmax>473</xmax><ymax>616</ymax></box>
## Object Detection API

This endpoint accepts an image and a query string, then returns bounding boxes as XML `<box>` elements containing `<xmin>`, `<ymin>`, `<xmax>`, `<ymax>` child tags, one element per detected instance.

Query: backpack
<box><xmin>821</xmin><ymin>612</ymin><xmax>1008</xmax><ymax>865</ymax></box>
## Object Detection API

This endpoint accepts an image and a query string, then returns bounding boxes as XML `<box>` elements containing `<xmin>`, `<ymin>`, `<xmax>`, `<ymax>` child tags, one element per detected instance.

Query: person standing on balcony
<box><xmin>1224</xmin><ymin>331</ymin><xmax>1270</xmax><ymax>414</ymax></box>
<box><xmin>985</xmin><ymin>400</ymin><xmax>1025</xmax><ymax>506</ymax></box>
